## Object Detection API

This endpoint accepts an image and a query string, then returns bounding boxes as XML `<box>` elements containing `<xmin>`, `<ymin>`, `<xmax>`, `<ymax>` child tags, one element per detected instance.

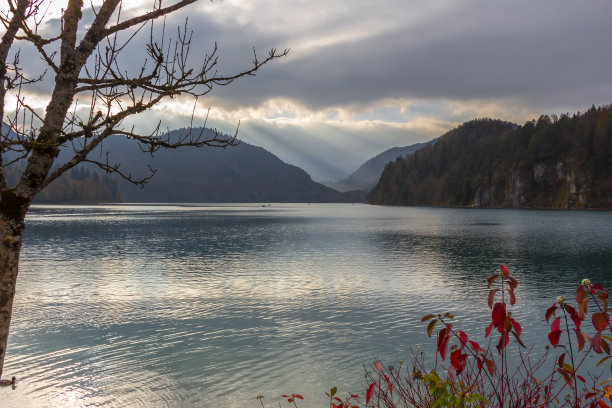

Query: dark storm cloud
<box><xmin>197</xmin><ymin>0</ymin><xmax>612</xmax><ymax>111</ymax></box>
<box><xmin>16</xmin><ymin>1</ymin><xmax>612</xmax><ymax>111</ymax></box>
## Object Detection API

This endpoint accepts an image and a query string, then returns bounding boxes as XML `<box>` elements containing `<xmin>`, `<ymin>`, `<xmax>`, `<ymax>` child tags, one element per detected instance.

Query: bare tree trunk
<box><xmin>0</xmin><ymin>201</ymin><xmax>27</xmax><ymax>378</ymax></box>
<box><xmin>0</xmin><ymin>0</ymin><xmax>286</xmax><ymax>381</ymax></box>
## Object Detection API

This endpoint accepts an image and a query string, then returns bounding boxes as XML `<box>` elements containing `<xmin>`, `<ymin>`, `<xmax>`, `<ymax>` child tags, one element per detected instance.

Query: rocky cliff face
<box><xmin>473</xmin><ymin>161</ymin><xmax>590</xmax><ymax>209</ymax></box>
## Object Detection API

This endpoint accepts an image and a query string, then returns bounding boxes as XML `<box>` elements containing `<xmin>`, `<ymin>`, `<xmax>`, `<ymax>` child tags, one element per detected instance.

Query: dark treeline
<box><xmin>369</xmin><ymin>105</ymin><xmax>612</xmax><ymax>209</ymax></box>
<box><xmin>5</xmin><ymin>166</ymin><xmax>122</xmax><ymax>204</ymax></box>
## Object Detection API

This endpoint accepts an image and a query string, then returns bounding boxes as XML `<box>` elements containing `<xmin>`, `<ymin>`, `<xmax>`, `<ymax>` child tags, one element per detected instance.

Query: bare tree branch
<box><xmin>0</xmin><ymin>0</ymin><xmax>287</xmax><ymax>379</ymax></box>
<box><xmin>0</xmin><ymin>0</ymin><xmax>30</xmax><ymax>189</ymax></box>
<box><xmin>102</xmin><ymin>0</ymin><xmax>197</xmax><ymax>39</ymax></box>
<box><xmin>2</xmin><ymin>0</ymin><xmax>287</xmax><ymax>197</ymax></box>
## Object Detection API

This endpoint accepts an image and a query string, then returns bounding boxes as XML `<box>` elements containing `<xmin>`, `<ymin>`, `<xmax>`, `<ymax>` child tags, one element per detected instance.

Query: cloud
<box><xmin>4</xmin><ymin>1</ymin><xmax>612</xmax><ymax>181</ymax></box>
<box><xmin>129</xmin><ymin>96</ymin><xmax>453</xmax><ymax>180</ymax></box>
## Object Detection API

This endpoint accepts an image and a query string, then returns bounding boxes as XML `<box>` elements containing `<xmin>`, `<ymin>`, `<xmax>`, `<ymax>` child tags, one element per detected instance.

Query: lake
<box><xmin>1</xmin><ymin>203</ymin><xmax>611</xmax><ymax>407</ymax></box>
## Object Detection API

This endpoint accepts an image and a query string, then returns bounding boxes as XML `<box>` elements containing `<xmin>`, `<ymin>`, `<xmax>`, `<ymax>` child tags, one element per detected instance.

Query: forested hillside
<box><xmin>114</xmin><ymin>129</ymin><xmax>363</xmax><ymax>203</ymax></box>
<box><xmin>369</xmin><ymin>105</ymin><xmax>612</xmax><ymax>209</ymax></box>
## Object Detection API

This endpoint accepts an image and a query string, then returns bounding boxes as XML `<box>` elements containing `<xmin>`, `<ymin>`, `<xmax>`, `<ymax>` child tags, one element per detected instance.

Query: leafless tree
<box><xmin>0</xmin><ymin>0</ymin><xmax>288</xmax><ymax>379</ymax></box>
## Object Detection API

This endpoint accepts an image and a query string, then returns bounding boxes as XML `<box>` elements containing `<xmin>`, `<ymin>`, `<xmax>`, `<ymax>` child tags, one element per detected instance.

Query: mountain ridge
<box><xmin>107</xmin><ymin>129</ymin><xmax>364</xmax><ymax>203</ymax></box>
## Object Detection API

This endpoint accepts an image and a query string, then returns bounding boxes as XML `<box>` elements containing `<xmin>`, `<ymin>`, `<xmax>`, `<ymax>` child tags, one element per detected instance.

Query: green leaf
<box><xmin>330</xmin><ymin>387</ymin><xmax>337</xmax><ymax>397</ymax></box>
<box><xmin>444</xmin><ymin>313</ymin><xmax>455</xmax><ymax>319</ymax></box>
<box><xmin>602</xmin><ymin>339</ymin><xmax>611</xmax><ymax>356</ymax></box>
<box><xmin>596</xmin><ymin>355</ymin><xmax>611</xmax><ymax>367</ymax></box>
<box><xmin>427</xmin><ymin>319</ymin><xmax>437</xmax><ymax>337</ymax></box>
<box><xmin>421</xmin><ymin>314</ymin><xmax>437</xmax><ymax>322</ymax></box>
<box><xmin>511</xmin><ymin>330</ymin><xmax>527</xmax><ymax>348</ymax></box>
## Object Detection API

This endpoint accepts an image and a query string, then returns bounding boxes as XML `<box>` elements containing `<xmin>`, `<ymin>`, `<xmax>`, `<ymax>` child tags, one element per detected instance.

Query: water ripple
<box><xmin>1</xmin><ymin>204</ymin><xmax>611</xmax><ymax>407</ymax></box>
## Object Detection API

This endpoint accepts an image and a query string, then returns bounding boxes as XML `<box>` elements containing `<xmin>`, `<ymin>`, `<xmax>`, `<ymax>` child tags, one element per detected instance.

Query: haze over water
<box><xmin>2</xmin><ymin>204</ymin><xmax>611</xmax><ymax>407</ymax></box>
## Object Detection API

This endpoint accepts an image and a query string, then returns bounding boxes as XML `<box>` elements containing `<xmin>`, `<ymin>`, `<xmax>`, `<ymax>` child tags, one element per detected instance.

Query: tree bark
<box><xmin>0</xmin><ymin>208</ymin><xmax>26</xmax><ymax>378</ymax></box>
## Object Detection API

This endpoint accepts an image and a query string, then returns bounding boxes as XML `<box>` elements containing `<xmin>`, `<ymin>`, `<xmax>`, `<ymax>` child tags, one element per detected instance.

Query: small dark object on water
<box><xmin>0</xmin><ymin>376</ymin><xmax>16</xmax><ymax>386</ymax></box>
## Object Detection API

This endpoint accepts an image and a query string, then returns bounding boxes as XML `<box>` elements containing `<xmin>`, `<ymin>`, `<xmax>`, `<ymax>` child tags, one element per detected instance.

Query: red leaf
<box><xmin>450</xmin><ymin>349</ymin><xmax>461</xmax><ymax>370</ymax></box>
<box><xmin>590</xmin><ymin>283</ymin><xmax>604</xmax><ymax>294</ymax></box>
<box><xmin>484</xmin><ymin>357</ymin><xmax>496</xmax><ymax>375</ymax></box>
<box><xmin>592</xmin><ymin>312</ymin><xmax>609</xmax><ymax>332</ymax></box>
<box><xmin>374</xmin><ymin>361</ymin><xmax>383</xmax><ymax>372</ymax></box>
<box><xmin>571</xmin><ymin>315</ymin><xmax>582</xmax><ymax>330</ymax></box>
<box><xmin>492</xmin><ymin>303</ymin><xmax>506</xmax><ymax>328</ymax></box>
<box><xmin>598</xmin><ymin>400</ymin><xmax>611</xmax><ymax>408</ymax></box>
<box><xmin>551</xmin><ymin>316</ymin><xmax>561</xmax><ymax>332</ymax></box>
<box><xmin>451</xmin><ymin>350</ymin><xmax>467</xmax><ymax>374</ymax></box>
<box><xmin>545</xmin><ymin>304</ymin><xmax>557</xmax><ymax>323</ymax></box>
<box><xmin>592</xmin><ymin>331</ymin><xmax>603</xmax><ymax>353</ymax></box>
<box><xmin>366</xmin><ymin>382</ymin><xmax>376</xmax><ymax>404</ymax></box>
<box><xmin>294</xmin><ymin>395</ymin><xmax>304</xmax><ymax>400</ymax></box>
<box><xmin>500</xmin><ymin>264</ymin><xmax>510</xmax><ymax>277</ymax></box>
<box><xmin>577</xmin><ymin>375</ymin><xmax>586</xmax><ymax>383</ymax></box>
<box><xmin>382</xmin><ymin>374</ymin><xmax>393</xmax><ymax>394</ymax></box>
<box><xmin>557</xmin><ymin>353</ymin><xmax>566</xmax><ymax>368</ymax></box>
<box><xmin>421</xmin><ymin>314</ymin><xmax>437</xmax><ymax>322</ymax></box>
<box><xmin>457</xmin><ymin>331</ymin><xmax>468</xmax><ymax>349</ymax></box>
<box><xmin>511</xmin><ymin>318</ymin><xmax>522</xmax><ymax>337</ymax></box>
<box><xmin>485</xmin><ymin>322</ymin><xmax>494</xmax><ymax>338</ymax></box>
<box><xmin>507</xmin><ymin>276</ymin><xmax>518</xmax><ymax>290</ymax></box>
<box><xmin>476</xmin><ymin>357</ymin><xmax>483</xmax><ymax>372</ymax></box>
<box><xmin>488</xmin><ymin>289</ymin><xmax>499</xmax><ymax>309</ymax></box>
<box><xmin>508</xmin><ymin>289</ymin><xmax>516</xmax><ymax>306</ymax></box>
<box><xmin>487</xmin><ymin>275</ymin><xmax>498</xmax><ymax>289</ymax></box>
<box><xmin>548</xmin><ymin>329</ymin><xmax>562</xmax><ymax>347</ymax></box>
<box><xmin>579</xmin><ymin>298</ymin><xmax>589</xmax><ymax>320</ymax></box>
<box><xmin>469</xmin><ymin>340</ymin><xmax>484</xmax><ymax>354</ymax></box>
<box><xmin>576</xmin><ymin>285</ymin><xmax>587</xmax><ymax>304</ymax></box>
<box><xmin>437</xmin><ymin>326</ymin><xmax>451</xmax><ymax>360</ymax></box>
<box><xmin>575</xmin><ymin>329</ymin><xmax>586</xmax><ymax>352</ymax></box>
<box><xmin>564</xmin><ymin>304</ymin><xmax>577</xmax><ymax>316</ymax></box>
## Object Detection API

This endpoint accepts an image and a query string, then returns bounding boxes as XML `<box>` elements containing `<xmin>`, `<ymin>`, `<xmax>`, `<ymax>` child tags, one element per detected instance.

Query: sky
<box><xmin>7</xmin><ymin>0</ymin><xmax>612</xmax><ymax>181</ymax></box>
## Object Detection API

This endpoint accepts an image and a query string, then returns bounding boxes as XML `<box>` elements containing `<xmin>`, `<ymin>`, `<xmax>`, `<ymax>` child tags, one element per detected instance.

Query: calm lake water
<box><xmin>1</xmin><ymin>203</ymin><xmax>611</xmax><ymax>407</ymax></box>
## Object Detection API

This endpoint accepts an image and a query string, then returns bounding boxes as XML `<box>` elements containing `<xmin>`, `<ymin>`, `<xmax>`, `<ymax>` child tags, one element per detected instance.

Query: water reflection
<box><xmin>2</xmin><ymin>204</ymin><xmax>611</xmax><ymax>407</ymax></box>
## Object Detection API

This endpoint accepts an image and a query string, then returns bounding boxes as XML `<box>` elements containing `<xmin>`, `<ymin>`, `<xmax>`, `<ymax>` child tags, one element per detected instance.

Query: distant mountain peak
<box><xmin>322</xmin><ymin>142</ymin><xmax>429</xmax><ymax>192</ymax></box>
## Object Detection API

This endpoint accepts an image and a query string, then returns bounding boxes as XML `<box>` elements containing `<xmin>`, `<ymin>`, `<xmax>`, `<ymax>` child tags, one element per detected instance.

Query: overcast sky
<box><xmin>8</xmin><ymin>0</ymin><xmax>612</xmax><ymax>181</ymax></box>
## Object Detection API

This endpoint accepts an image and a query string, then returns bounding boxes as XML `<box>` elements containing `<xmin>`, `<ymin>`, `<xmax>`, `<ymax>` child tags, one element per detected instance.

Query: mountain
<box><xmin>369</xmin><ymin>105</ymin><xmax>612</xmax><ymax>209</ymax></box>
<box><xmin>323</xmin><ymin>142</ymin><xmax>428</xmax><ymax>192</ymax></box>
<box><xmin>106</xmin><ymin>128</ymin><xmax>363</xmax><ymax>203</ymax></box>
<box><xmin>3</xmin><ymin>127</ymin><xmax>364</xmax><ymax>203</ymax></box>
